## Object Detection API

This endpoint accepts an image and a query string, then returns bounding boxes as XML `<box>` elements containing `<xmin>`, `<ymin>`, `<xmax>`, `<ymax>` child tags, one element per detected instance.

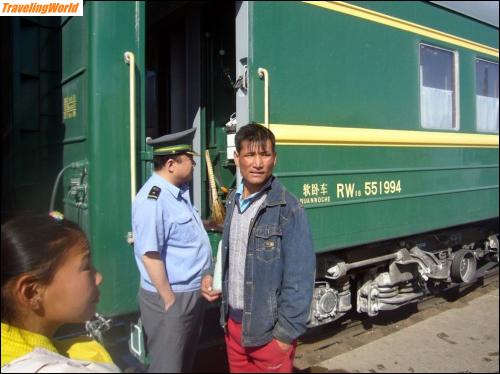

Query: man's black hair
<box><xmin>235</xmin><ymin>124</ymin><xmax>276</xmax><ymax>153</ymax></box>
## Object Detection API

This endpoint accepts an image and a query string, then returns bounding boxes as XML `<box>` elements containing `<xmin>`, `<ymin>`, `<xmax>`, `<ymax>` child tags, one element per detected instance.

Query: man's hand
<box><xmin>161</xmin><ymin>290</ymin><xmax>176</xmax><ymax>311</ymax></box>
<box><xmin>201</xmin><ymin>274</ymin><xmax>221</xmax><ymax>302</ymax></box>
<box><xmin>141</xmin><ymin>252</ymin><xmax>177</xmax><ymax>311</ymax></box>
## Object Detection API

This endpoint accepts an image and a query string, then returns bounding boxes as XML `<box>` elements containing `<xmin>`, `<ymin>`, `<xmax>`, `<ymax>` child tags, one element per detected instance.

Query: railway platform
<box><xmin>314</xmin><ymin>288</ymin><xmax>499</xmax><ymax>373</ymax></box>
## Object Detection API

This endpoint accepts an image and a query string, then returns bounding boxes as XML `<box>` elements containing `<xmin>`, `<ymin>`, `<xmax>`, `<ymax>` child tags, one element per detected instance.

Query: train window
<box><xmin>475</xmin><ymin>59</ymin><xmax>499</xmax><ymax>133</ymax></box>
<box><xmin>419</xmin><ymin>44</ymin><xmax>458</xmax><ymax>130</ymax></box>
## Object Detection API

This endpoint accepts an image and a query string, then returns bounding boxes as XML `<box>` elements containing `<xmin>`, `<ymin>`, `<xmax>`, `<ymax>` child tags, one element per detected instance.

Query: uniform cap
<box><xmin>146</xmin><ymin>127</ymin><xmax>199</xmax><ymax>156</ymax></box>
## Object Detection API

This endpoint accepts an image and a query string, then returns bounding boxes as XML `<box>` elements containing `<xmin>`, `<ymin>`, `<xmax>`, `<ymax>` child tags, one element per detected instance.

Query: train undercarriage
<box><xmin>308</xmin><ymin>218</ymin><xmax>499</xmax><ymax>327</ymax></box>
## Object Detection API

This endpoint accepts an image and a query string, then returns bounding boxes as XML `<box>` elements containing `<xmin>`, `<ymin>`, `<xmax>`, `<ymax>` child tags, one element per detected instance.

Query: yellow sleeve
<box><xmin>53</xmin><ymin>336</ymin><xmax>114</xmax><ymax>364</ymax></box>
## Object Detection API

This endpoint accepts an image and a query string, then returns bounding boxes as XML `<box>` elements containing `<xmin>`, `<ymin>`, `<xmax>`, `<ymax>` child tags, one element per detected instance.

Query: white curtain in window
<box><xmin>477</xmin><ymin>95</ymin><xmax>499</xmax><ymax>132</ymax></box>
<box><xmin>421</xmin><ymin>86</ymin><xmax>453</xmax><ymax>129</ymax></box>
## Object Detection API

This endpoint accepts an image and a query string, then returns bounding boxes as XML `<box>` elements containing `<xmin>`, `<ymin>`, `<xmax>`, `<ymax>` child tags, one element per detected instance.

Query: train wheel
<box><xmin>451</xmin><ymin>249</ymin><xmax>477</xmax><ymax>283</ymax></box>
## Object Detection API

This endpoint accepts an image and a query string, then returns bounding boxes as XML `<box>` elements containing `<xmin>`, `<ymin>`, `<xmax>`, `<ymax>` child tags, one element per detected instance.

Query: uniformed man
<box><xmin>132</xmin><ymin>127</ymin><xmax>212</xmax><ymax>373</ymax></box>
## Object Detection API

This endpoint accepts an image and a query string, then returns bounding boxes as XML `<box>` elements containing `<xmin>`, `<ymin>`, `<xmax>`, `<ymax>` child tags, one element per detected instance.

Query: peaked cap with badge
<box><xmin>147</xmin><ymin>127</ymin><xmax>199</xmax><ymax>156</ymax></box>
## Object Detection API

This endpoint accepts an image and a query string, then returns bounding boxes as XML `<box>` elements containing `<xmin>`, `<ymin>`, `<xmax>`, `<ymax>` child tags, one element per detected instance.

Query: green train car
<box><xmin>2</xmin><ymin>0</ymin><xmax>498</xmax><ymax>350</ymax></box>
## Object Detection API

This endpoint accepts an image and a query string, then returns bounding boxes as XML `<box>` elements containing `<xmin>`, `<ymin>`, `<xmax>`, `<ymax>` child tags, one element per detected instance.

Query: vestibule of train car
<box><xmin>1</xmin><ymin>17</ymin><xmax>63</xmax><ymax>221</ymax></box>
<box><xmin>145</xmin><ymin>2</ymin><xmax>237</xmax><ymax>216</ymax></box>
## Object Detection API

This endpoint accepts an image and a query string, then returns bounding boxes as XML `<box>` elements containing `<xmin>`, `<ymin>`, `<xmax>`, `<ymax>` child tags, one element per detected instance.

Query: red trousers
<box><xmin>225</xmin><ymin>318</ymin><xmax>297</xmax><ymax>373</ymax></box>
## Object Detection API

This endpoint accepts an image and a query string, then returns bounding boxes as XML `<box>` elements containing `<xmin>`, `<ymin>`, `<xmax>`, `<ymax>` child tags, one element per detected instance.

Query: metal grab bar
<box><xmin>124</xmin><ymin>51</ymin><xmax>136</xmax><ymax>203</ymax></box>
<box><xmin>258</xmin><ymin>67</ymin><xmax>269</xmax><ymax>128</ymax></box>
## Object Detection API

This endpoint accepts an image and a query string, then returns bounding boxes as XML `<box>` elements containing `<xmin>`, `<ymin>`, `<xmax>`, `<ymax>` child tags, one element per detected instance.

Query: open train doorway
<box><xmin>145</xmin><ymin>2</ymin><xmax>237</xmax><ymax>217</ymax></box>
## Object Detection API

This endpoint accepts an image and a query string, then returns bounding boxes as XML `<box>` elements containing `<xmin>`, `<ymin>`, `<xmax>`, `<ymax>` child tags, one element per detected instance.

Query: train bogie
<box><xmin>308</xmin><ymin>220</ymin><xmax>498</xmax><ymax>326</ymax></box>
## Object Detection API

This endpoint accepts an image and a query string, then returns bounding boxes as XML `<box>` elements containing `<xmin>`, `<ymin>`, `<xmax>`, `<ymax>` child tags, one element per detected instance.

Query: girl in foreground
<box><xmin>1</xmin><ymin>213</ymin><xmax>120</xmax><ymax>372</ymax></box>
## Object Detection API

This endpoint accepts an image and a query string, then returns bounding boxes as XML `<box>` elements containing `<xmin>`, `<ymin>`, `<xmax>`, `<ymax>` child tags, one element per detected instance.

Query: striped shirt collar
<box><xmin>235</xmin><ymin>180</ymin><xmax>267</xmax><ymax>213</ymax></box>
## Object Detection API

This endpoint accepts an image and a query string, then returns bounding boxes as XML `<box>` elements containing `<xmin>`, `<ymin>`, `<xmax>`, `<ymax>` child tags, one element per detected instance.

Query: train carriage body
<box><xmin>2</xmin><ymin>0</ymin><xmax>498</xmax><ymax>350</ymax></box>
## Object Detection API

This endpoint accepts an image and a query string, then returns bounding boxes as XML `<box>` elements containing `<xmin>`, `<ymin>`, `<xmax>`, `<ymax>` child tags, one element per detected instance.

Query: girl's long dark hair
<box><xmin>1</xmin><ymin>214</ymin><xmax>88</xmax><ymax>324</ymax></box>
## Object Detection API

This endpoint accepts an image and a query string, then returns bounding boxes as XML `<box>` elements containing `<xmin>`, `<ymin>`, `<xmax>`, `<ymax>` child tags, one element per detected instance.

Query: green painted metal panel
<box><xmin>275</xmin><ymin>146</ymin><xmax>498</xmax><ymax>252</ymax></box>
<box><xmin>247</xmin><ymin>2</ymin><xmax>499</xmax><ymax>253</ymax></box>
<box><xmin>62</xmin><ymin>15</ymin><xmax>87</xmax><ymax>81</ymax></box>
<box><xmin>62</xmin><ymin>77</ymin><xmax>87</xmax><ymax>139</ymax></box>
<box><xmin>87</xmin><ymin>1</ymin><xmax>145</xmax><ymax>317</ymax></box>
<box><xmin>61</xmin><ymin>8</ymin><xmax>88</xmax><ymax>227</ymax></box>
<box><xmin>349</xmin><ymin>1</ymin><xmax>499</xmax><ymax>49</ymax></box>
<box><xmin>60</xmin><ymin>1</ymin><xmax>145</xmax><ymax>317</ymax></box>
<box><xmin>248</xmin><ymin>2</ymin><xmax>499</xmax><ymax>130</ymax></box>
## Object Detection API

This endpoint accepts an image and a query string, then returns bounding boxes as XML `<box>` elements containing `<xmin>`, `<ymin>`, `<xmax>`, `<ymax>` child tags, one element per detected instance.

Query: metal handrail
<box><xmin>124</xmin><ymin>51</ymin><xmax>137</xmax><ymax>203</ymax></box>
<box><xmin>258</xmin><ymin>67</ymin><xmax>269</xmax><ymax>128</ymax></box>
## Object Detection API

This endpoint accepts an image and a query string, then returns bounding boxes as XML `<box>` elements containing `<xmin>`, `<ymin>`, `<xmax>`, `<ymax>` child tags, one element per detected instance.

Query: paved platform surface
<box><xmin>318</xmin><ymin>288</ymin><xmax>499</xmax><ymax>373</ymax></box>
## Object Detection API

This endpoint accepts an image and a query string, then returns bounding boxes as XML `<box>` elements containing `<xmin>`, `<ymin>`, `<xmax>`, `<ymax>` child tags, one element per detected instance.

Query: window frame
<box><xmin>418</xmin><ymin>43</ymin><xmax>460</xmax><ymax>131</ymax></box>
<box><xmin>474</xmin><ymin>57</ymin><xmax>499</xmax><ymax>134</ymax></box>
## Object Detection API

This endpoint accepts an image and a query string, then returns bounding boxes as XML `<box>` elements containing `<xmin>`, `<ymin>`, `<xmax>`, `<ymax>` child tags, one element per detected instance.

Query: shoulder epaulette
<box><xmin>148</xmin><ymin>186</ymin><xmax>161</xmax><ymax>200</ymax></box>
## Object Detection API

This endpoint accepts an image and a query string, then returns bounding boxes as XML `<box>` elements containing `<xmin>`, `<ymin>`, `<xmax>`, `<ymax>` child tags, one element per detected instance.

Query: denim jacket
<box><xmin>219</xmin><ymin>176</ymin><xmax>316</xmax><ymax>347</ymax></box>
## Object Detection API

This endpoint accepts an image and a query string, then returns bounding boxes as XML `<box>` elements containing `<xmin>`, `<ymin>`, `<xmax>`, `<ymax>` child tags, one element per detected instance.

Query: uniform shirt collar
<box><xmin>152</xmin><ymin>173</ymin><xmax>189</xmax><ymax>200</ymax></box>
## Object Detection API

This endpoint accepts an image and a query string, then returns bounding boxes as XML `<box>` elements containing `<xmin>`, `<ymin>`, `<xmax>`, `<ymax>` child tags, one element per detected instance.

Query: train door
<box><xmin>145</xmin><ymin>2</ymin><xmax>236</xmax><ymax>219</ymax></box>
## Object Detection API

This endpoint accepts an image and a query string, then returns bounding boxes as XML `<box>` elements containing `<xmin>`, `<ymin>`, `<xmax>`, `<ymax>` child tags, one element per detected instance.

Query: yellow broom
<box><xmin>205</xmin><ymin>150</ymin><xmax>225</xmax><ymax>224</ymax></box>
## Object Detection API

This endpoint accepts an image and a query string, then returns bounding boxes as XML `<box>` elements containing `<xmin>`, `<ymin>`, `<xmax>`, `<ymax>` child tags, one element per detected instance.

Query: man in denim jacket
<box><xmin>202</xmin><ymin>124</ymin><xmax>315</xmax><ymax>372</ymax></box>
